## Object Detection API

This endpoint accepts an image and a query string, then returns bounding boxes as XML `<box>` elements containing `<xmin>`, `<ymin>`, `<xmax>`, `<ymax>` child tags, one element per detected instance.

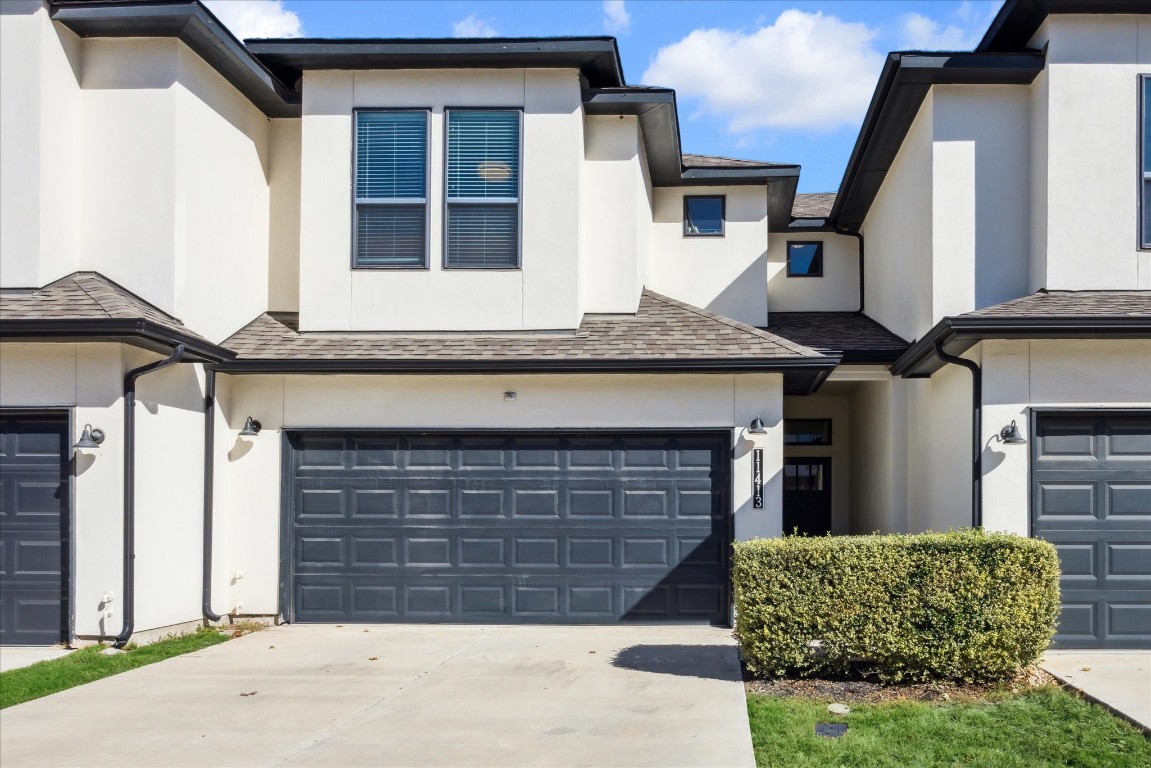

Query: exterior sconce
<box><xmin>998</xmin><ymin>420</ymin><xmax>1026</xmax><ymax>445</ymax></box>
<box><xmin>748</xmin><ymin>416</ymin><xmax>767</xmax><ymax>434</ymax></box>
<box><xmin>239</xmin><ymin>417</ymin><xmax>262</xmax><ymax>437</ymax></box>
<box><xmin>74</xmin><ymin>424</ymin><xmax>105</xmax><ymax>449</ymax></box>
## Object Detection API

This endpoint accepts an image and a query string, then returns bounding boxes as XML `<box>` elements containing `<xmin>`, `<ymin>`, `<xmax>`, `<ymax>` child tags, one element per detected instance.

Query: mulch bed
<box><xmin>744</xmin><ymin>666</ymin><xmax>1056</xmax><ymax>703</ymax></box>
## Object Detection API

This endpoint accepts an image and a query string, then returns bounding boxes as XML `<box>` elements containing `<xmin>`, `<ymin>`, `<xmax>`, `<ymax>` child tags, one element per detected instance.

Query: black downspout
<box><xmin>114</xmin><ymin>344</ymin><xmax>187</xmax><ymax>648</ymax></box>
<box><xmin>933</xmin><ymin>340</ymin><xmax>982</xmax><ymax>529</ymax></box>
<box><xmin>203</xmin><ymin>369</ymin><xmax>222</xmax><ymax>622</ymax></box>
<box><xmin>844</xmin><ymin>230</ymin><xmax>865</xmax><ymax>314</ymax></box>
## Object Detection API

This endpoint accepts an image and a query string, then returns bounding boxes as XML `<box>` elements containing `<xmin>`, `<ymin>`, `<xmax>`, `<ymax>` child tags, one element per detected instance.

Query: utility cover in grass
<box><xmin>814</xmin><ymin>723</ymin><xmax>848</xmax><ymax>738</ymax></box>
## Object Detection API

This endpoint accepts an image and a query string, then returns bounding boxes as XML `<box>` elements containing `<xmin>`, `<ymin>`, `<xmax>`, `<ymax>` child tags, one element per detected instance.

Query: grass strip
<box><xmin>747</xmin><ymin>685</ymin><xmax>1150</xmax><ymax>768</ymax></box>
<box><xmin>1</xmin><ymin>628</ymin><xmax>228</xmax><ymax>709</ymax></box>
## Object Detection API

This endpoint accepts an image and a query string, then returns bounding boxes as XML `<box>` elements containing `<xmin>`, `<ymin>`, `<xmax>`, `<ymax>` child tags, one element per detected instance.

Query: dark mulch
<box><xmin>743</xmin><ymin>665</ymin><xmax>1056</xmax><ymax>703</ymax></box>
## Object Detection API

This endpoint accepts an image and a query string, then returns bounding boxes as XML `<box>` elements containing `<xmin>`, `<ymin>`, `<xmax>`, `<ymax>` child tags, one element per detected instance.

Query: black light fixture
<box><xmin>74</xmin><ymin>424</ymin><xmax>105</xmax><ymax>449</ymax></box>
<box><xmin>748</xmin><ymin>416</ymin><xmax>767</xmax><ymax>434</ymax></box>
<box><xmin>998</xmin><ymin>420</ymin><xmax>1026</xmax><ymax>445</ymax></box>
<box><xmin>239</xmin><ymin>417</ymin><xmax>262</xmax><ymax>437</ymax></box>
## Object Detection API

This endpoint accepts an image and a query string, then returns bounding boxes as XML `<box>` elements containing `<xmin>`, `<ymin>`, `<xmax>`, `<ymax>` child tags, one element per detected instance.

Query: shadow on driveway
<box><xmin>611</xmin><ymin>644</ymin><xmax>743</xmax><ymax>681</ymax></box>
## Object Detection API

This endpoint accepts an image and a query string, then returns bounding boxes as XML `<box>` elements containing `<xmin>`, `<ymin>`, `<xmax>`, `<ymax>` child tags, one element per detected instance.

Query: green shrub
<box><xmin>733</xmin><ymin>530</ymin><xmax>1061</xmax><ymax>682</ymax></box>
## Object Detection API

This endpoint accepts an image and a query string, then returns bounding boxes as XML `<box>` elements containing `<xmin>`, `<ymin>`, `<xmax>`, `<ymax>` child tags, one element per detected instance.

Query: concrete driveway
<box><xmin>0</xmin><ymin>624</ymin><xmax>754</xmax><ymax>767</ymax></box>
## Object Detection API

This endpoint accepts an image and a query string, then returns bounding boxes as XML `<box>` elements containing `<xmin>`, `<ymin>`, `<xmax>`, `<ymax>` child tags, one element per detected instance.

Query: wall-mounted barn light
<box><xmin>748</xmin><ymin>416</ymin><xmax>767</xmax><ymax>434</ymax></box>
<box><xmin>74</xmin><ymin>424</ymin><xmax>105</xmax><ymax>449</ymax></box>
<box><xmin>239</xmin><ymin>417</ymin><xmax>262</xmax><ymax>437</ymax></box>
<box><xmin>997</xmin><ymin>420</ymin><xmax>1026</xmax><ymax>445</ymax></box>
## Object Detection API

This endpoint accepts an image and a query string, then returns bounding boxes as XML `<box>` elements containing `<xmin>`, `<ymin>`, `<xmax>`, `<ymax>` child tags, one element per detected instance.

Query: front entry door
<box><xmin>783</xmin><ymin>457</ymin><xmax>832</xmax><ymax>536</ymax></box>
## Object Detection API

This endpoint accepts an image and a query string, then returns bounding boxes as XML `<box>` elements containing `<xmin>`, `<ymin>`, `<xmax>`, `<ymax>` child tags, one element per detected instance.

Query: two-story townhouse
<box><xmin>0</xmin><ymin>0</ymin><xmax>1147</xmax><ymax>651</ymax></box>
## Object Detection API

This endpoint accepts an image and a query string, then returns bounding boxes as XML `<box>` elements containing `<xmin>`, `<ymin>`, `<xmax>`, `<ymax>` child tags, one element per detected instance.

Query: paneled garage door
<box><xmin>1032</xmin><ymin>412</ymin><xmax>1151</xmax><ymax>648</ymax></box>
<box><xmin>285</xmin><ymin>432</ymin><xmax>731</xmax><ymax>624</ymax></box>
<box><xmin>0</xmin><ymin>413</ymin><xmax>70</xmax><ymax>645</ymax></box>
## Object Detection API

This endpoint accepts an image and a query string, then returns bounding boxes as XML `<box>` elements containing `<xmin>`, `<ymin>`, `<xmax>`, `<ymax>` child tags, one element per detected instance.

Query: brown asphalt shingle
<box><xmin>963</xmin><ymin>290</ymin><xmax>1151</xmax><ymax>317</ymax></box>
<box><xmin>224</xmin><ymin>289</ymin><xmax>825</xmax><ymax>362</ymax></box>
<box><xmin>681</xmin><ymin>153</ymin><xmax>793</xmax><ymax>170</ymax></box>
<box><xmin>791</xmin><ymin>193</ymin><xmax>836</xmax><ymax>219</ymax></box>
<box><xmin>765</xmin><ymin>312</ymin><xmax>908</xmax><ymax>355</ymax></box>
<box><xmin>0</xmin><ymin>271</ymin><xmax>211</xmax><ymax>342</ymax></box>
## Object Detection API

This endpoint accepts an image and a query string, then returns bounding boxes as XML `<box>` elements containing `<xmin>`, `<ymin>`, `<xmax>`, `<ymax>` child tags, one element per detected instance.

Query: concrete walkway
<box><xmin>0</xmin><ymin>624</ymin><xmax>754</xmax><ymax>767</ymax></box>
<box><xmin>0</xmin><ymin>647</ymin><xmax>73</xmax><ymax>673</ymax></box>
<box><xmin>1041</xmin><ymin>650</ymin><xmax>1151</xmax><ymax>732</ymax></box>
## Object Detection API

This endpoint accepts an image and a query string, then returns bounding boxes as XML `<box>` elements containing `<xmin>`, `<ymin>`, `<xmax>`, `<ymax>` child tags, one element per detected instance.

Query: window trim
<box><xmin>783</xmin><ymin>418</ymin><xmax>833</xmax><ymax>446</ymax></box>
<box><xmin>1140</xmin><ymin>75</ymin><xmax>1150</xmax><ymax>249</ymax></box>
<box><xmin>682</xmin><ymin>195</ymin><xmax>726</xmax><ymax>238</ymax></box>
<box><xmin>442</xmin><ymin>106</ymin><xmax>524</xmax><ymax>271</ymax></box>
<box><xmin>351</xmin><ymin>108</ymin><xmax>432</xmax><ymax>271</ymax></box>
<box><xmin>786</xmin><ymin>240</ymin><xmax>825</xmax><ymax>278</ymax></box>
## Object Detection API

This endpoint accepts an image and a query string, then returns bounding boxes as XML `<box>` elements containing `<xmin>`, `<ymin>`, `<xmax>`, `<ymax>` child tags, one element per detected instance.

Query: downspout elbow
<box><xmin>843</xmin><ymin>230</ymin><xmax>865</xmax><ymax>314</ymax></box>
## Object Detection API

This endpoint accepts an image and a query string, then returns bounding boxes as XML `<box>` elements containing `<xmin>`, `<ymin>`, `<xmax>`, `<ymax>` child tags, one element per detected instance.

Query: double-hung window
<box><xmin>1142</xmin><ymin>76</ymin><xmax>1151</xmax><ymax>248</ymax></box>
<box><xmin>445</xmin><ymin>110</ymin><xmax>521</xmax><ymax>269</ymax></box>
<box><xmin>354</xmin><ymin>110</ymin><xmax>429</xmax><ymax>268</ymax></box>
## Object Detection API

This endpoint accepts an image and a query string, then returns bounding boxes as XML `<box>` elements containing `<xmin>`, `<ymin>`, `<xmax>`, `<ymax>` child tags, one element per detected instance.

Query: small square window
<box><xmin>787</xmin><ymin>241</ymin><xmax>823</xmax><ymax>277</ymax></box>
<box><xmin>784</xmin><ymin>419</ymin><xmax>832</xmax><ymax>445</ymax></box>
<box><xmin>684</xmin><ymin>196</ymin><xmax>725</xmax><ymax>237</ymax></box>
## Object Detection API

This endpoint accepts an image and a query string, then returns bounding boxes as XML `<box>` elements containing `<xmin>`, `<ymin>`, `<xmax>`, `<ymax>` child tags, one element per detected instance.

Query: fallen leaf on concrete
<box><xmin>1080</xmin><ymin>667</ymin><xmax>1092</xmax><ymax>672</ymax></box>
<box><xmin>589</xmin><ymin>651</ymin><xmax>596</xmax><ymax>654</ymax></box>
<box><xmin>240</xmin><ymin>691</ymin><xmax>258</xmax><ymax>697</ymax></box>
<box><xmin>268</xmin><ymin>645</ymin><xmax>275</xmax><ymax>649</ymax></box>
<box><xmin>369</xmin><ymin>656</ymin><xmax>379</xmax><ymax>661</ymax></box>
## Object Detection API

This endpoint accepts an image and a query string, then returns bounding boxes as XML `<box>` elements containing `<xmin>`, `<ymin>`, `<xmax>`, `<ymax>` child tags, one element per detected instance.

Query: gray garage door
<box><xmin>0</xmin><ymin>414</ymin><xmax>69</xmax><ymax>645</ymax></box>
<box><xmin>1032</xmin><ymin>412</ymin><xmax>1151</xmax><ymax>648</ymax></box>
<box><xmin>285</xmin><ymin>432</ymin><xmax>730</xmax><ymax>624</ymax></box>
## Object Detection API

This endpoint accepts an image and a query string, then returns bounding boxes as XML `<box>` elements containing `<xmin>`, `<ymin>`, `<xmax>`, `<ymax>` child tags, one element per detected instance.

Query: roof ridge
<box><xmin>65</xmin><ymin>273</ymin><xmax>116</xmax><ymax>321</ymax></box>
<box><xmin>641</xmin><ymin>289</ymin><xmax>821</xmax><ymax>357</ymax></box>
<box><xmin>67</xmin><ymin>270</ymin><xmax>186</xmax><ymax>324</ymax></box>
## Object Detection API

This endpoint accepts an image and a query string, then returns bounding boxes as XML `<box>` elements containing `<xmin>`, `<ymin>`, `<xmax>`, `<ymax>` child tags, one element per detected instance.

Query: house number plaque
<box><xmin>752</xmin><ymin>448</ymin><xmax>764</xmax><ymax>509</ymax></box>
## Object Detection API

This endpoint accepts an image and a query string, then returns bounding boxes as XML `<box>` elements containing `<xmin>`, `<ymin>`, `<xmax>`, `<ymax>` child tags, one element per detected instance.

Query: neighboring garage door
<box><xmin>0</xmin><ymin>414</ymin><xmax>70</xmax><ymax>645</ymax></box>
<box><xmin>285</xmin><ymin>432</ymin><xmax>730</xmax><ymax>624</ymax></box>
<box><xmin>1032</xmin><ymin>412</ymin><xmax>1151</xmax><ymax>648</ymax></box>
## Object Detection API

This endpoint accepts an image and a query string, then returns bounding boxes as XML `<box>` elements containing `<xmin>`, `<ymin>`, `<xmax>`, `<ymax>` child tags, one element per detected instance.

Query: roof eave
<box><xmin>0</xmin><ymin>318</ymin><xmax>235</xmax><ymax>363</ymax></box>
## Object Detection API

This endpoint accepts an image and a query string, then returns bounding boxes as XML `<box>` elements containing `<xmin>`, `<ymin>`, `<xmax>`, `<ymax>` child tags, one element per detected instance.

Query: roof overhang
<box><xmin>829</xmin><ymin>50</ymin><xmax>1046</xmax><ymax>233</ymax></box>
<box><xmin>978</xmin><ymin>0</ymin><xmax>1151</xmax><ymax>52</ymax></box>
<box><xmin>49</xmin><ymin>0</ymin><xmax>299</xmax><ymax>117</ymax></box>
<box><xmin>213</xmin><ymin>355</ymin><xmax>840</xmax><ymax>395</ymax></box>
<box><xmin>0</xmin><ymin>319</ymin><xmax>235</xmax><ymax>363</ymax></box>
<box><xmin>890</xmin><ymin>316</ymin><xmax>1151</xmax><ymax>377</ymax></box>
<box><xmin>247</xmin><ymin>37</ymin><xmax>625</xmax><ymax>89</ymax></box>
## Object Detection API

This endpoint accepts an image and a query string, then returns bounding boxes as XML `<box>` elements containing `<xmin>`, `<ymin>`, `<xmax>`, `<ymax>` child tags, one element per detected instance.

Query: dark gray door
<box><xmin>783</xmin><ymin>457</ymin><xmax>832</xmax><ymax>536</ymax></box>
<box><xmin>1032</xmin><ymin>412</ymin><xmax>1151</xmax><ymax>649</ymax></box>
<box><xmin>286</xmin><ymin>432</ymin><xmax>730</xmax><ymax>624</ymax></box>
<box><xmin>0</xmin><ymin>414</ymin><xmax>70</xmax><ymax>645</ymax></box>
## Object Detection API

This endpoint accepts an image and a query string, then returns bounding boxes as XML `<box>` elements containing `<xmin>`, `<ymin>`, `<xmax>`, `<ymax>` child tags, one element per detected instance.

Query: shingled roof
<box><xmin>765</xmin><ymin>312</ymin><xmax>909</xmax><ymax>364</ymax></box>
<box><xmin>791</xmin><ymin>193</ymin><xmax>836</xmax><ymax>219</ymax></box>
<box><xmin>962</xmin><ymin>290</ymin><xmax>1151</xmax><ymax>317</ymax></box>
<box><xmin>222</xmin><ymin>290</ymin><xmax>834</xmax><ymax>391</ymax></box>
<box><xmin>0</xmin><ymin>271</ymin><xmax>229</xmax><ymax>361</ymax></box>
<box><xmin>681</xmin><ymin>153</ymin><xmax>793</xmax><ymax>170</ymax></box>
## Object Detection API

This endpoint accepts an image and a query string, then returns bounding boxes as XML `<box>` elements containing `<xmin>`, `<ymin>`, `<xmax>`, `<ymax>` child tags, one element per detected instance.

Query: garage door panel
<box><xmin>1034</xmin><ymin>413</ymin><xmax>1151</xmax><ymax>648</ymax></box>
<box><xmin>287</xmin><ymin>432</ymin><xmax>729</xmax><ymax>624</ymax></box>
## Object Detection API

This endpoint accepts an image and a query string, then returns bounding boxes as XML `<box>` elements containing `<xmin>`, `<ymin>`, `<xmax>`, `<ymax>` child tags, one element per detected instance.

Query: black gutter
<box><xmin>933</xmin><ymin>341</ymin><xmax>982</xmax><ymax>528</ymax></box>
<box><xmin>114</xmin><ymin>344</ymin><xmax>187</xmax><ymax>648</ymax></box>
<box><xmin>583</xmin><ymin>88</ymin><xmax>682</xmax><ymax>184</ymax></box>
<box><xmin>202</xmin><ymin>369</ymin><xmax>221</xmax><ymax>622</ymax></box>
<box><xmin>0</xmin><ymin>318</ymin><xmax>233</xmax><ymax>364</ymax></box>
<box><xmin>844</xmin><ymin>231</ymin><xmax>865</xmax><ymax>314</ymax></box>
<box><xmin>977</xmin><ymin>0</ymin><xmax>1151</xmax><ymax>53</ymax></box>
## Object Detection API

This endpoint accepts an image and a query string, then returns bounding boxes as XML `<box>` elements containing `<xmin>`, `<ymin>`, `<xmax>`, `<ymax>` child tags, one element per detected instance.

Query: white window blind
<box><xmin>446</xmin><ymin>110</ymin><xmax>521</xmax><ymax>268</ymax></box>
<box><xmin>354</xmin><ymin>111</ymin><xmax>428</xmax><ymax>267</ymax></box>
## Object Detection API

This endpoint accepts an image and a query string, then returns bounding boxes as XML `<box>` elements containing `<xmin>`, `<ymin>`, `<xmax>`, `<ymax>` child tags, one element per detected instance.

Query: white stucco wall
<box><xmin>0</xmin><ymin>343</ymin><xmax>207</xmax><ymax>639</ymax></box>
<box><xmin>782</xmin><ymin>394</ymin><xmax>852</xmax><ymax>534</ymax></box>
<box><xmin>268</xmin><ymin>118</ymin><xmax>302</xmax><ymax>313</ymax></box>
<box><xmin>650</xmin><ymin>186</ymin><xmax>768</xmax><ymax>326</ymax></box>
<box><xmin>297</xmin><ymin>69</ymin><xmax>584</xmax><ymax>332</ymax></box>
<box><xmin>766</xmin><ymin>232</ymin><xmax>859</xmax><ymax>313</ymax></box>
<box><xmin>849</xmin><ymin>378</ymin><xmax>909</xmax><ymax>534</ymax></box>
<box><xmin>0</xmin><ymin>2</ymin><xmax>82</xmax><ymax>289</ymax></box>
<box><xmin>214</xmin><ymin>372</ymin><xmax>784</xmax><ymax>615</ymax></box>
<box><xmin>1033</xmin><ymin>15</ymin><xmax>1151</xmax><ymax>289</ymax></box>
<box><xmin>981</xmin><ymin>339</ymin><xmax>1151</xmax><ymax>536</ymax></box>
<box><xmin>905</xmin><ymin>362</ymin><xmax>972</xmax><ymax>534</ymax></box>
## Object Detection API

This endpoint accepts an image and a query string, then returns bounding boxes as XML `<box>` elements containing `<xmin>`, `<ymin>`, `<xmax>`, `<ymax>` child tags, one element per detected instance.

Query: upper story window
<box><xmin>787</xmin><ymin>241</ymin><xmax>823</xmax><ymax>277</ymax></box>
<box><xmin>1141</xmin><ymin>76</ymin><xmax>1151</xmax><ymax>248</ymax></box>
<box><xmin>445</xmin><ymin>110</ymin><xmax>522</xmax><ymax>269</ymax></box>
<box><xmin>354</xmin><ymin>110</ymin><xmax>430</xmax><ymax>269</ymax></box>
<box><xmin>684</xmin><ymin>195</ymin><xmax>725</xmax><ymax>237</ymax></box>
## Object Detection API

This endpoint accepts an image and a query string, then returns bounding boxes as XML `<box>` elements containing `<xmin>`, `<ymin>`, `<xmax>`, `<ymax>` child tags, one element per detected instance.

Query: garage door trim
<box><xmin>0</xmin><ymin>408</ymin><xmax>74</xmax><ymax>646</ymax></box>
<box><xmin>277</xmin><ymin>428</ymin><xmax>735</xmax><ymax>625</ymax></box>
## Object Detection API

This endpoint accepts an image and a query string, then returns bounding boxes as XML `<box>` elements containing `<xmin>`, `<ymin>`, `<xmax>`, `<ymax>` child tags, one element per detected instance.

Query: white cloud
<box><xmin>603</xmin><ymin>1</ymin><xmax>630</xmax><ymax>35</ymax></box>
<box><xmin>641</xmin><ymin>10</ymin><xmax>883</xmax><ymax>133</ymax></box>
<box><xmin>203</xmin><ymin>0</ymin><xmax>302</xmax><ymax>40</ymax></box>
<box><xmin>898</xmin><ymin>12</ymin><xmax>981</xmax><ymax>51</ymax></box>
<box><xmin>452</xmin><ymin>14</ymin><xmax>499</xmax><ymax>38</ymax></box>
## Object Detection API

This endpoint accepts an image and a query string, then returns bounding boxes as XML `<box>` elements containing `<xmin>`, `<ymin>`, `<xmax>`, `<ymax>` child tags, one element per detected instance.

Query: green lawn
<box><xmin>747</xmin><ymin>686</ymin><xmax>1150</xmax><ymax>768</ymax></box>
<box><xmin>1</xmin><ymin>628</ymin><xmax>229</xmax><ymax>709</ymax></box>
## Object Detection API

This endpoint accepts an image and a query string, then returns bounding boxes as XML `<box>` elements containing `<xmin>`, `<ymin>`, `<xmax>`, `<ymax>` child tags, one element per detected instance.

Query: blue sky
<box><xmin>205</xmin><ymin>1</ymin><xmax>1005</xmax><ymax>192</ymax></box>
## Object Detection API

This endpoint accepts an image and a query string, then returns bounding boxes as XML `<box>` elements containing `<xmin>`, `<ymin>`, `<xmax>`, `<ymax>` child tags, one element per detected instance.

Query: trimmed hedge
<box><xmin>733</xmin><ymin>530</ymin><xmax>1061</xmax><ymax>682</ymax></box>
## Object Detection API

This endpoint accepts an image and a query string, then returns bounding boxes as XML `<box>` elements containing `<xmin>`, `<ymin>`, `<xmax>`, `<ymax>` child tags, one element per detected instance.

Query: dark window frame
<box><xmin>1140</xmin><ymin>75</ymin><xmax>1151</xmax><ymax>249</ymax></box>
<box><xmin>442</xmin><ymin>107</ymin><xmax>524</xmax><ymax>271</ymax></box>
<box><xmin>786</xmin><ymin>240</ymin><xmax>824</xmax><ymax>277</ymax></box>
<box><xmin>351</xmin><ymin>108</ymin><xmax>432</xmax><ymax>271</ymax></box>
<box><xmin>683</xmin><ymin>195</ymin><xmax>726</xmax><ymax>237</ymax></box>
<box><xmin>783</xmin><ymin>418</ymin><xmax>833</xmax><ymax>445</ymax></box>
